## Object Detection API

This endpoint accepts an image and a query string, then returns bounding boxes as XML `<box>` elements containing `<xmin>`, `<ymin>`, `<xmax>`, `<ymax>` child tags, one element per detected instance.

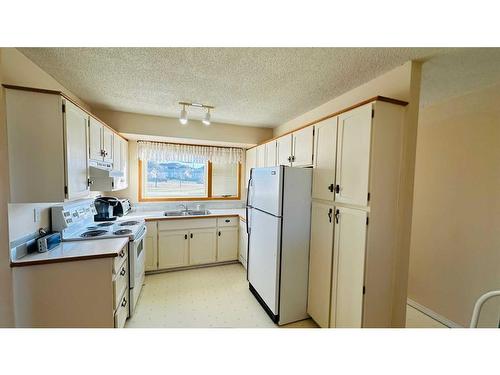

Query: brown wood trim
<box><xmin>138</xmin><ymin>160</ymin><xmax>241</xmax><ymax>202</ymax></box>
<box><xmin>10</xmin><ymin>252</ymin><xmax>117</xmax><ymax>268</ymax></box>
<box><xmin>2</xmin><ymin>84</ymin><xmax>128</xmax><ymax>142</ymax></box>
<box><xmin>144</xmin><ymin>214</ymin><xmax>241</xmax><ymax>222</ymax></box>
<box><xmin>246</xmin><ymin>95</ymin><xmax>408</xmax><ymax>150</ymax></box>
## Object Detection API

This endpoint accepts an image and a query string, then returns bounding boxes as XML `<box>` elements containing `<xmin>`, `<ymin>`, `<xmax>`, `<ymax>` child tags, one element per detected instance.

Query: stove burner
<box><xmin>97</xmin><ymin>222</ymin><xmax>114</xmax><ymax>227</ymax></box>
<box><xmin>114</xmin><ymin>229</ymin><xmax>132</xmax><ymax>235</ymax></box>
<box><xmin>80</xmin><ymin>230</ymin><xmax>108</xmax><ymax>238</ymax></box>
<box><xmin>119</xmin><ymin>221</ymin><xmax>140</xmax><ymax>226</ymax></box>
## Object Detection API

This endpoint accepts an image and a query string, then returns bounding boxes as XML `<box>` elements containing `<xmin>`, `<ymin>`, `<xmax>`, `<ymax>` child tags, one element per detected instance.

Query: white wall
<box><xmin>408</xmin><ymin>82</ymin><xmax>500</xmax><ymax>327</ymax></box>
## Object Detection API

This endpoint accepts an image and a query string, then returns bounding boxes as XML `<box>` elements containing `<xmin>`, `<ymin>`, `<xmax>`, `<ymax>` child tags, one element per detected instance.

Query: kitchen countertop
<box><xmin>125</xmin><ymin>208</ymin><xmax>247</xmax><ymax>222</ymax></box>
<box><xmin>11</xmin><ymin>237</ymin><xmax>129</xmax><ymax>267</ymax></box>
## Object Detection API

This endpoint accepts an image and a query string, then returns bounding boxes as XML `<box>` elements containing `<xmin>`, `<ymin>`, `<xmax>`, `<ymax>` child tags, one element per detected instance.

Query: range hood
<box><xmin>89</xmin><ymin>160</ymin><xmax>124</xmax><ymax>178</ymax></box>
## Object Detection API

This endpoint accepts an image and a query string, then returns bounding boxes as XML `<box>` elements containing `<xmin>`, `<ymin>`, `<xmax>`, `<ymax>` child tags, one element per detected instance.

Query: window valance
<box><xmin>138</xmin><ymin>141</ymin><xmax>243</xmax><ymax>164</ymax></box>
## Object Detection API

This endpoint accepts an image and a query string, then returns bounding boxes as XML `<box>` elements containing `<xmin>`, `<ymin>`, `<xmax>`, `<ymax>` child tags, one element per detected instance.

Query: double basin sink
<box><xmin>164</xmin><ymin>209</ymin><xmax>211</xmax><ymax>217</ymax></box>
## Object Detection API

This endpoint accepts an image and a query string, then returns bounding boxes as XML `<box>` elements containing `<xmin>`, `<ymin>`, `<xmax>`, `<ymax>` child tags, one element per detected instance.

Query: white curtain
<box><xmin>138</xmin><ymin>141</ymin><xmax>243</xmax><ymax>164</ymax></box>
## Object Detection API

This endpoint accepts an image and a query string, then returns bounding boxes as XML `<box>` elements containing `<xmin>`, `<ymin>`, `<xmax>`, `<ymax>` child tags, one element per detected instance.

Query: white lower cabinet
<box><xmin>217</xmin><ymin>227</ymin><xmax>239</xmax><ymax>262</ymax></box>
<box><xmin>147</xmin><ymin>216</ymin><xmax>240</xmax><ymax>272</ymax></box>
<box><xmin>330</xmin><ymin>206</ymin><xmax>367</xmax><ymax>328</ymax></box>
<box><xmin>145</xmin><ymin>222</ymin><xmax>158</xmax><ymax>271</ymax></box>
<box><xmin>307</xmin><ymin>201</ymin><xmax>335</xmax><ymax>328</ymax></box>
<box><xmin>158</xmin><ymin>230</ymin><xmax>189</xmax><ymax>269</ymax></box>
<box><xmin>190</xmin><ymin>228</ymin><xmax>217</xmax><ymax>265</ymax></box>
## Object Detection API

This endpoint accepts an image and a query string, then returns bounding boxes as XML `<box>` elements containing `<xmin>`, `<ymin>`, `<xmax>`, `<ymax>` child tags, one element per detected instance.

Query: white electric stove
<box><xmin>51</xmin><ymin>199</ymin><xmax>146</xmax><ymax>317</ymax></box>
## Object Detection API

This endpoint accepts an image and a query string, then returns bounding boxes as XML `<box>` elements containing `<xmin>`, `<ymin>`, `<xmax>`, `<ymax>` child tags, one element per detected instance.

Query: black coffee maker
<box><xmin>94</xmin><ymin>197</ymin><xmax>119</xmax><ymax>222</ymax></box>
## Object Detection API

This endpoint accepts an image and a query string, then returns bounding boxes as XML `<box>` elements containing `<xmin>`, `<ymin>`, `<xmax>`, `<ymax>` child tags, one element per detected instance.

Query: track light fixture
<box><xmin>178</xmin><ymin>101</ymin><xmax>214</xmax><ymax>126</ymax></box>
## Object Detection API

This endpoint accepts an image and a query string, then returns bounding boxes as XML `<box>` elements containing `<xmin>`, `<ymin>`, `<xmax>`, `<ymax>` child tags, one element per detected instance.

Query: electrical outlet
<box><xmin>33</xmin><ymin>208</ymin><xmax>41</xmax><ymax>223</ymax></box>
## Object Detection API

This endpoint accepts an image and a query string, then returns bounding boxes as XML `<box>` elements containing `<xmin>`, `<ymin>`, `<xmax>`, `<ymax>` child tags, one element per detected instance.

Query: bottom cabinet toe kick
<box><xmin>144</xmin><ymin>216</ymin><xmax>244</xmax><ymax>273</ymax></box>
<box><xmin>12</xmin><ymin>244</ymin><xmax>130</xmax><ymax>328</ymax></box>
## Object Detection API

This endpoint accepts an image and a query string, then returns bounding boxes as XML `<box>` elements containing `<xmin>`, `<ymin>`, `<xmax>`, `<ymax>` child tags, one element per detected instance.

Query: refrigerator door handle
<box><xmin>246</xmin><ymin>176</ymin><xmax>252</xmax><ymax>207</ymax></box>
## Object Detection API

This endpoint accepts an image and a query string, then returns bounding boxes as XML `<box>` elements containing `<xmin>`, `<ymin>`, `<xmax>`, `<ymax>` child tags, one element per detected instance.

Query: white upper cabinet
<box><xmin>276</xmin><ymin>134</ymin><xmax>292</xmax><ymax>166</ymax></box>
<box><xmin>102</xmin><ymin>126</ymin><xmax>114</xmax><ymax>163</ymax></box>
<box><xmin>5</xmin><ymin>89</ymin><xmax>94</xmax><ymax>203</ymax></box>
<box><xmin>89</xmin><ymin>117</ymin><xmax>114</xmax><ymax>163</ymax></box>
<box><xmin>264</xmin><ymin>141</ymin><xmax>277</xmax><ymax>167</ymax></box>
<box><xmin>291</xmin><ymin>126</ymin><xmax>314</xmax><ymax>167</ymax></box>
<box><xmin>312</xmin><ymin>117</ymin><xmax>338</xmax><ymax>201</ymax></box>
<box><xmin>89</xmin><ymin>117</ymin><xmax>103</xmax><ymax>161</ymax></box>
<box><xmin>335</xmin><ymin>103</ymin><xmax>372</xmax><ymax>206</ymax></box>
<box><xmin>255</xmin><ymin>144</ymin><xmax>266</xmax><ymax>167</ymax></box>
<box><xmin>64</xmin><ymin>101</ymin><xmax>90</xmax><ymax>200</ymax></box>
<box><xmin>245</xmin><ymin>148</ymin><xmax>256</xmax><ymax>188</ymax></box>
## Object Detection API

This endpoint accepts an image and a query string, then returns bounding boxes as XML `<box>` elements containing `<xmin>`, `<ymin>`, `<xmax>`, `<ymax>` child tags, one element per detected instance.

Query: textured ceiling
<box><xmin>19</xmin><ymin>48</ymin><xmax>447</xmax><ymax>127</ymax></box>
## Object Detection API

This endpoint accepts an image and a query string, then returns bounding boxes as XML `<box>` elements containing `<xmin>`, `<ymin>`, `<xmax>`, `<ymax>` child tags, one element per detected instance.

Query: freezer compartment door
<box><xmin>249</xmin><ymin>166</ymin><xmax>282</xmax><ymax>216</ymax></box>
<box><xmin>247</xmin><ymin>208</ymin><xmax>281</xmax><ymax>315</ymax></box>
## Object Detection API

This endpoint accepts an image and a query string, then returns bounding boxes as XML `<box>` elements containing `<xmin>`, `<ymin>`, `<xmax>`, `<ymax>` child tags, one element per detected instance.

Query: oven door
<box><xmin>129</xmin><ymin>226</ymin><xmax>147</xmax><ymax>316</ymax></box>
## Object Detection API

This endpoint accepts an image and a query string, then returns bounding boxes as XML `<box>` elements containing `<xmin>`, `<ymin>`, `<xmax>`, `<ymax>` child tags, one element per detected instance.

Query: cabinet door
<box><xmin>102</xmin><ymin>126</ymin><xmax>114</xmax><ymax>163</ymax></box>
<box><xmin>89</xmin><ymin>117</ymin><xmax>103</xmax><ymax>160</ymax></box>
<box><xmin>158</xmin><ymin>230</ymin><xmax>189</xmax><ymax>269</ymax></box>
<box><xmin>145</xmin><ymin>222</ymin><xmax>158</xmax><ymax>271</ymax></box>
<box><xmin>256</xmin><ymin>144</ymin><xmax>266</xmax><ymax>168</ymax></box>
<box><xmin>120</xmin><ymin>138</ymin><xmax>129</xmax><ymax>189</ymax></box>
<box><xmin>307</xmin><ymin>201</ymin><xmax>335</xmax><ymax>328</ymax></box>
<box><xmin>245</xmin><ymin>148</ymin><xmax>256</xmax><ymax>193</ymax></box>
<box><xmin>264</xmin><ymin>141</ymin><xmax>277</xmax><ymax>167</ymax></box>
<box><xmin>276</xmin><ymin>134</ymin><xmax>292</xmax><ymax>166</ymax></box>
<box><xmin>113</xmin><ymin>133</ymin><xmax>121</xmax><ymax>172</ymax></box>
<box><xmin>217</xmin><ymin>227</ymin><xmax>239</xmax><ymax>261</ymax></box>
<box><xmin>64</xmin><ymin>101</ymin><xmax>90</xmax><ymax>200</ymax></box>
<box><xmin>189</xmin><ymin>228</ymin><xmax>217</xmax><ymax>265</ymax></box>
<box><xmin>292</xmin><ymin>126</ymin><xmax>314</xmax><ymax>167</ymax></box>
<box><xmin>312</xmin><ymin>117</ymin><xmax>338</xmax><ymax>201</ymax></box>
<box><xmin>335</xmin><ymin>104</ymin><xmax>372</xmax><ymax>206</ymax></box>
<box><xmin>330</xmin><ymin>207</ymin><xmax>367</xmax><ymax>328</ymax></box>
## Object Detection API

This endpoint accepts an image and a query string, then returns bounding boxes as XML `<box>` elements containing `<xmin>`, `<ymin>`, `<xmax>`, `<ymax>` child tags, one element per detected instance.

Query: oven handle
<box><xmin>132</xmin><ymin>225</ymin><xmax>147</xmax><ymax>244</ymax></box>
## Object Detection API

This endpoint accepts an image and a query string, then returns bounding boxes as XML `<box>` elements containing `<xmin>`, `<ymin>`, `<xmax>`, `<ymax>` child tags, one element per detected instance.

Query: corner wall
<box><xmin>408</xmin><ymin>83</ymin><xmax>500</xmax><ymax>327</ymax></box>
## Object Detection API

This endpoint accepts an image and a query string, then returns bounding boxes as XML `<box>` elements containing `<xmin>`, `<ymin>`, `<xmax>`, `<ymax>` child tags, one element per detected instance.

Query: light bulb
<box><xmin>202</xmin><ymin>109</ymin><xmax>211</xmax><ymax>126</ymax></box>
<box><xmin>179</xmin><ymin>106</ymin><xmax>188</xmax><ymax>125</ymax></box>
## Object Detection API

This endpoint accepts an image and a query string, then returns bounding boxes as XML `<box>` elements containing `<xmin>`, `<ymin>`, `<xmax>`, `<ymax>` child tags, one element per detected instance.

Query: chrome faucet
<box><xmin>178</xmin><ymin>203</ymin><xmax>188</xmax><ymax>213</ymax></box>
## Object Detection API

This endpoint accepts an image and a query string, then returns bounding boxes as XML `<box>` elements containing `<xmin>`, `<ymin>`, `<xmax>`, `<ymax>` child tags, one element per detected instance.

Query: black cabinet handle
<box><xmin>335</xmin><ymin>184</ymin><xmax>340</xmax><ymax>194</ymax></box>
<box><xmin>120</xmin><ymin>267</ymin><xmax>126</xmax><ymax>276</ymax></box>
<box><xmin>121</xmin><ymin>298</ymin><xmax>127</xmax><ymax>307</ymax></box>
<box><xmin>335</xmin><ymin>209</ymin><xmax>340</xmax><ymax>224</ymax></box>
<box><xmin>328</xmin><ymin>208</ymin><xmax>333</xmax><ymax>223</ymax></box>
<box><xmin>225</xmin><ymin>219</ymin><xmax>230</xmax><ymax>223</ymax></box>
<box><xmin>119</xmin><ymin>250</ymin><xmax>125</xmax><ymax>257</ymax></box>
<box><xmin>190</xmin><ymin>233</ymin><xmax>193</xmax><ymax>239</ymax></box>
<box><xmin>328</xmin><ymin>184</ymin><xmax>334</xmax><ymax>192</ymax></box>
<box><xmin>218</xmin><ymin>231</ymin><xmax>221</xmax><ymax>236</ymax></box>
<box><xmin>184</xmin><ymin>234</ymin><xmax>188</xmax><ymax>240</ymax></box>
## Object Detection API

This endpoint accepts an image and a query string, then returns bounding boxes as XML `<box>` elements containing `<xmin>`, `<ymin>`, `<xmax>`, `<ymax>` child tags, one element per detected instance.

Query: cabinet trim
<box><xmin>247</xmin><ymin>96</ymin><xmax>408</xmax><ymax>151</ymax></box>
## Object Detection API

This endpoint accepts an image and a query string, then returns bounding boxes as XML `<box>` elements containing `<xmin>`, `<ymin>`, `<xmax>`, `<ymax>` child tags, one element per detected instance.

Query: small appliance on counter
<box><xmin>94</xmin><ymin>197</ymin><xmax>131</xmax><ymax>222</ymax></box>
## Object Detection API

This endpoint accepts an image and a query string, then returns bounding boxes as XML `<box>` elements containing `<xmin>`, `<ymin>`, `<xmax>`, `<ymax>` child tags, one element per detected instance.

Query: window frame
<box><xmin>138</xmin><ymin>159</ymin><xmax>241</xmax><ymax>202</ymax></box>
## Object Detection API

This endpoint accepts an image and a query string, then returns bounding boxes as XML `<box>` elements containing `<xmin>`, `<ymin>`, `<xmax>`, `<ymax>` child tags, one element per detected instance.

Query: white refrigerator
<box><xmin>246</xmin><ymin>165</ymin><xmax>312</xmax><ymax>325</ymax></box>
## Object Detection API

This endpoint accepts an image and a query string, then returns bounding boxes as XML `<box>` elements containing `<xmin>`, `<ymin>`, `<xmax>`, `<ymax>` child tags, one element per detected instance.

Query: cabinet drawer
<box><xmin>113</xmin><ymin>246</ymin><xmax>128</xmax><ymax>274</ymax></box>
<box><xmin>114</xmin><ymin>292</ymin><xmax>128</xmax><ymax>328</ymax></box>
<box><xmin>217</xmin><ymin>217</ymin><xmax>238</xmax><ymax>227</ymax></box>
<box><xmin>158</xmin><ymin>218</ymin><xmax>216</xmax><ymax>231</ymax></box>
<box><xmin>113</xmin><ymin>261</ymin><xmax>128</xmax><ymax>310</ymax></box>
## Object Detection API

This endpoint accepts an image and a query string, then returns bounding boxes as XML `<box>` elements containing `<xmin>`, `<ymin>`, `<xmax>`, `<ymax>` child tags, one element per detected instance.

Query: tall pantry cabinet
<box><xmin>307</xmin><ymin>100</ymin><xmax>406</xmax><ymax>328</ymax></box>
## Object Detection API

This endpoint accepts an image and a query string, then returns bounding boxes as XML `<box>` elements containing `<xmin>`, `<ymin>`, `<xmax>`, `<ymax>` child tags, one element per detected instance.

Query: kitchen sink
<box><xmin>164</xmin><ymin>210</ymin><xmax>211</xmax><ymax>217</ymax></box>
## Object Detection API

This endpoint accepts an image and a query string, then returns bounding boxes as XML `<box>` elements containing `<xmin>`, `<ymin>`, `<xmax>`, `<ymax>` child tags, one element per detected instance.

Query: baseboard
<box><xmin>145</xmin><ymin>260</ymin><xmax>240</xmax><ymax>275</ymax></box>
<box><xmin>407</xmin><ymin>298</ymin><xmax>463</xmax><ymax>328</ymax></box>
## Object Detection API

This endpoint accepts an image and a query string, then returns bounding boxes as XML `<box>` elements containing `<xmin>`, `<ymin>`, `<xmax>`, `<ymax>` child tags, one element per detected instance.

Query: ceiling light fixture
<box><xmin>179</xmin><ymin>104</ymin><xmax>188</xmax><ymax>125</ymax></box>
<box><xmin>202</xmin><ymin>108</ymin><xmax>211</xmax><ymax>126</ymax></box>
<box><xmin>178</xmin><ymin>101</ymin><xmax>214</xmax><ymax>126</ymax></box>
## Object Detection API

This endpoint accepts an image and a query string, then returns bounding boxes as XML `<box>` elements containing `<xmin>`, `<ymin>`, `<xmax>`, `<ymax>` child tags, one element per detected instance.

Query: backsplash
<box><xmin>131</xmin><ymin>200</ymin><xmax>245</xmax><ymax>212</ymax></box>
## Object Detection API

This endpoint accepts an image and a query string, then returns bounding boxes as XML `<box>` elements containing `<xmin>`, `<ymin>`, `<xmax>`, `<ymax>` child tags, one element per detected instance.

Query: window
<box><xmin>138</xmin><ymin>141</ymin><xmax>242</xmax><ymax>201</ymax></box>
<box><xmin>143</xmin><ymin>160</ymin><xmax>208</xmax><ymax>199</ymax></box>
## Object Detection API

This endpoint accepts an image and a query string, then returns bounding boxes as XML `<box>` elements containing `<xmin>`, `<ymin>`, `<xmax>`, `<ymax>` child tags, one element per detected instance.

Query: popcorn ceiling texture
<box><xmin>19</xmin><ymin>48</ymin><xmax>446</xmax><ymax>127</ymax></box>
